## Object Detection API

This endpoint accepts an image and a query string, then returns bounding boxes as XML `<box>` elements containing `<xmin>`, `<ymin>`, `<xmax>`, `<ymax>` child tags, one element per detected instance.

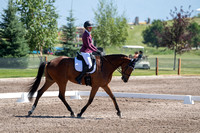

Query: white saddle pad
<box><xmin>74</xmin><ymin>57</ymin><xmax>96</xmax><ymax>74</ymax></box>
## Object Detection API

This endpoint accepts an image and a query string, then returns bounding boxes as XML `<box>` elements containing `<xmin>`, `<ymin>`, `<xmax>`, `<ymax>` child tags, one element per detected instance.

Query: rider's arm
<box><xmin>85</xmin><ymin>35</ymin><xmax>97</xmax><ymax>52</ymax></box>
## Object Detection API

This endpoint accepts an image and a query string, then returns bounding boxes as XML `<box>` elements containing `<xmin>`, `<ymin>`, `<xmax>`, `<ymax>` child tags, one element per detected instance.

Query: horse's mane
<box><xmin>101</xmin><ymin>54</ymin><xmax>128</xmax><ymax>68</ymax></box>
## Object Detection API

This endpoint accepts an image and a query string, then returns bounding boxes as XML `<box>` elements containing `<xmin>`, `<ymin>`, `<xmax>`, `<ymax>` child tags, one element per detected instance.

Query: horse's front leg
<box><xmin>77</xmin><ymin>86</ymin><xmax>99</xmax><ymax>118</ymax></box>
<box><xmin>102</xmin><ymin>85</ymin><xmax>121</xmax><ymax>118</ymax></box>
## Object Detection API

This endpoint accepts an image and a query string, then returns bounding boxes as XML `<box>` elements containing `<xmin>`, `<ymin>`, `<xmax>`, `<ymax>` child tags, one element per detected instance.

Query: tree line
<box><xmin>143</xmin><ymin>7</ymin><xmax>200</xmax><ymax>50</ymax></box>
<box><xmin>142</xmin><ymin>6</ymin><xmax>200</xmax><ymax>70</ymax></box>
<box><xmin>0</xmin><ymin>0</ymin><xmax>58</xmax><ymax>61</ymax></box>
<box><xmin>0</xmin><ymin>0</ymin><xmax>128</xmax><ymax>59</ymax></box>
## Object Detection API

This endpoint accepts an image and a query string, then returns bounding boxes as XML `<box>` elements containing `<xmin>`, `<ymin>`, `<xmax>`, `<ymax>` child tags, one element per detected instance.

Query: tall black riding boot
<box><xmin>76</xmin><ymin>65</ymin><xmax>89</xmax><ymax>84</ymax></box>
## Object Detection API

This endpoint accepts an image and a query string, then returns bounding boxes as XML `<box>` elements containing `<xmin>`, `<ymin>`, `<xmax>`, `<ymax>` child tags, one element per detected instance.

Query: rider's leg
<box><xmin>81</xmin><ymin>52</ymin><xmax>92</xmax><ymax>69</ymax></box>
<box><xmin>75</xmin><ymin>52</ymin><xmax>91</xmax><ymax>84</ymax></box>
<box><xmin>76</xmin><ymin>64</ymin><xmax>88</xmax><ymax>84</ymax></box>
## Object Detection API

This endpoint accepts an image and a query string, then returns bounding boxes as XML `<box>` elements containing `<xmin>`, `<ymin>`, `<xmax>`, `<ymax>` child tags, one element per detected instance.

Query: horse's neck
<box><xmin>103</xmin><ymin>55</ymin><xmax>125</xmax><ymax>71</ymax></box>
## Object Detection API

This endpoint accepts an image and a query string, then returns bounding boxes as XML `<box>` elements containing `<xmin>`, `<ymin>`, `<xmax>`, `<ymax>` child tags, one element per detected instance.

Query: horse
<box><xmin>27</xmin><ymin>54</ymin><xmax>135</xmax><ymax>118</ymax></box>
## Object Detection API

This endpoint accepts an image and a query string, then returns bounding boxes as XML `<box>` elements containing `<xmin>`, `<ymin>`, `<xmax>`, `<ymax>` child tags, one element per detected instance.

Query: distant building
<box><xmin>76</xmin><ymin>27</ymin><xmax>85</xmax><ymax>43</ymax></box>
<box><xmin>57</xmin><ymin>27</ymin><xmax>85</xmax><ymax>44</ymax></box>
<box><xmin>134</xmin><ymin>16</ymin><xmax>139</xmax><ymax>25</ymax></box>
<box><xmin>76</xmin><ymin>27</ymin><xmax>84</xmax><ymax>37</ymax></box>
<box><xmin>139</xmin><ymin>22</ymin><xmax>147</xmax><ymax>25</ymax></box>
<box><xmin>146</xmin><ymin>17</ymin><xmax>151</xmax><ymax>24</ymax></box>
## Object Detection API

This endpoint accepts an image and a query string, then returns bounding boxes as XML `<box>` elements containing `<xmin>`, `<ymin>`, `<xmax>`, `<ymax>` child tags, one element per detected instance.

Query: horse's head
<box><xmin>103</xmin><ymin>54</ymin><xmax>135</xmax><ymax>83</ymax></box>
<box><xmin>121</xmin><ymin>59</ymin><xmax>135</xmax><ymax>83</ymax></box>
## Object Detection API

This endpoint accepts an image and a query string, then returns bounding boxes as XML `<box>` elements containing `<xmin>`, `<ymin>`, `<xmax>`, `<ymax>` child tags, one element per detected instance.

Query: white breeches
<box><xmin>81</xmin><ymin>52</ymin><xmax>92</xmax><ymax>69</ymax></box>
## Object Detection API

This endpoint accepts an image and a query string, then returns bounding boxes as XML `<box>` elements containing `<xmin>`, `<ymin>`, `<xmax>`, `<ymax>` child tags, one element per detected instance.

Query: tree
<box><xmin>61</xmin><ymin>9</ymin><xmax>79</xmax><ymax>57</ymax></box>
<box><xmin>0</xmin><ymin>0</ymin><xmax>29</xmax><ymax>57</ymax></box>
<box><xmin>93</xmin><ymin>0</ymin><xmax>128</xmax><ymax>48</ymax></box>
<box><xmin>197</xmin><ymin>13</ymin><xmax>200</xmax><ymax>18</ymax></box>
<box><xmin>188</xmin><ymin>22</ymin><xmax>200</xmax><ymax>50</ymax></box>
<box><xmin>157</xmin><ymin>6</ymin><xmax>193</xmax><ymax>70</ymax></box>
<box><xmin>142</xmin><ymin>19</ymin><xmax>164</xmax><ymax>48</ymax></box>
<box><xmin>16</xmin><ymin>0</ymin><xmax>58</xmax><ymax>60</ymax></box>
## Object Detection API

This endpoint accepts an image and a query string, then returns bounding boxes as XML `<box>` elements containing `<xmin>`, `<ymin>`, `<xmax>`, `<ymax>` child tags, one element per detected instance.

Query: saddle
<box><xmin>74</xmin><ymin>52</ymin><xmax>96</xmax><ymax>74</ymax></box>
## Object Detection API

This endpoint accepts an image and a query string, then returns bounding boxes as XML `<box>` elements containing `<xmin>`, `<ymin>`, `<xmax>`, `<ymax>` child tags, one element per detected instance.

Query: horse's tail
<box><xmin>28</xmin><ymin>62</ymin><xmax>46</xmax><ymax>101</ymax></box>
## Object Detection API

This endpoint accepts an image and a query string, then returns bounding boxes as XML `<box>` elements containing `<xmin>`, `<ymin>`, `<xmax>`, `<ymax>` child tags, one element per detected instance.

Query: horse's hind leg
<box><xmin>58</xmin><ymin>81</ymin><xmax>75</xmax><ymax>117</ymax></box>
<box><xmin>28</xmin><ymin>80</ymin><xmax>54</xmax><ymax>116</ymax></box>
<box><xmin>77</xmin><ymin>86</ymin><xmax>99</xmax><ymax>118</ymax></box>
<box><xmin>102</xmin><ymin>85</ymin><xmax>121</xmax><ymax>118</ymax></box>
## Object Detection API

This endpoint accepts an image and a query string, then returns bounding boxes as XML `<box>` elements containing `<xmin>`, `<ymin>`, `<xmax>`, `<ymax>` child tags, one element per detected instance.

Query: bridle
<box><xmin>121</xmin><ymin>65</ymin><xmax>133</xmax><ymax>77</ymax></box>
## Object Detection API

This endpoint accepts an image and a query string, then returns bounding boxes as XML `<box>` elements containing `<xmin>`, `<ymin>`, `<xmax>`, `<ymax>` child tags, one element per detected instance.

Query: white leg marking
<box><xmin>30</xmin><ymin>105</ymin><xmax>36</xmax><ymax>113</ymax></box>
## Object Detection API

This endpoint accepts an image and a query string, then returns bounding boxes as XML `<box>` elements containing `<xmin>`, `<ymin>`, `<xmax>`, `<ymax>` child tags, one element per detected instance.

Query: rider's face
<box><xmin>87</xmin><ymin>27</ymin><xmax>92</xmax><ymax>32</ymax></box>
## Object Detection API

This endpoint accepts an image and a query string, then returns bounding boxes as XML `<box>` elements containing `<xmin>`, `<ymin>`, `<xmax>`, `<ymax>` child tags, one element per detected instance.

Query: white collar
<box><xmin>85</xmin><ymin>29</ymin><xmax>91</xmax><ymax>35</ymax></box>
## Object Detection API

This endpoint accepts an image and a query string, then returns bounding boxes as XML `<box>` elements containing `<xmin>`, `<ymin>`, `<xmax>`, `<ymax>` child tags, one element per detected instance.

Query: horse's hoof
<box><xmin>27</xmin><ymin>111</ymin><xmax>32</xmax><ymax>117</ymax></box>
<box><xmin>71</xmin><ymin>113</ymin><xmax>75</xmax><ymax>118</ymax></box>
<box><xmin>117</xmin><ymin>112</ymin><xmax>121</xmax><ymax>118</ymax></box>
<box><xmin>77</xmin><ymin>113</ymin><xmax>82</xmax><ymax>118</ymax></box>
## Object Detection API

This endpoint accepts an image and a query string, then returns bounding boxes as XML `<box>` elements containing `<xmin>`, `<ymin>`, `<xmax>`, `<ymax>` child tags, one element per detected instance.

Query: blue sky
<box><xmin>0</xmin><ymin>0</ymin><xmax>200</xmax><ymax>27</ymax></box>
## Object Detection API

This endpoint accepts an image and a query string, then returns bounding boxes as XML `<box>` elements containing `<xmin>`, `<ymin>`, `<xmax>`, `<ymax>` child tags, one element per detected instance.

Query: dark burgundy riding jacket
<box><xmin>80</xmin><ymin>30</ymin><xmax>97</xmax><ymax>53</ymax></box>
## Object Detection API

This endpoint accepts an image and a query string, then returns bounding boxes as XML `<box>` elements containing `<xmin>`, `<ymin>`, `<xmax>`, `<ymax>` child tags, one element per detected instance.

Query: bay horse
<box><xmin>27</xmin><ymin>54</ymin><xmax>135</xmax><ymax>118</ymax></box>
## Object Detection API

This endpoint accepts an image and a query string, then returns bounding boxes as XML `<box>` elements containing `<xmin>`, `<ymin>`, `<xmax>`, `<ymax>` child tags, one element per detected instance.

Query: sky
<box><xmin>0</xmin><ymin>0</ymin><xmax>200</xmax><ymax>28</ymax></box>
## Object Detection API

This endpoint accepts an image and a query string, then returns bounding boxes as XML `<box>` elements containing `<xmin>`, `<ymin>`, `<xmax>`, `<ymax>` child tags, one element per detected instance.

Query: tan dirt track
<box><xmin>0</xmin><ymin>76</ymin><xmax>200</xmax><ymax>133</ymax></box>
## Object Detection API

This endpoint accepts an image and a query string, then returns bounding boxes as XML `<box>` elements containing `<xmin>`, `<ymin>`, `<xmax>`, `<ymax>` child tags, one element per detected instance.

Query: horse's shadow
<box><xmin>15</xmin><ymin>115</ymin><xmax>70</xmax><ymax>119</ymax></box>
<box><xmin>15</xmin><ymin>115</ymin><xmax>103</xmax><ymax>120</ymax></box>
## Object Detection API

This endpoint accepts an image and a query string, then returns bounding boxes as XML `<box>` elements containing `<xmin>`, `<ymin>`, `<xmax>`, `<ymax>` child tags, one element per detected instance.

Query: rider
<box><xmin>131</xmin><ymin>50</ymin><xmax>143</xmax><ymax>68</ymax></box>
<box><xmin>76</xmin><ymin>21</ymin><xmax>98</xmax><ymax>84</ymax></box>
<box><xmin>133</xmin><ymin>51</ymin><xmax>139</xmax><ymax>59</ymax></box>
<box><xmin>135</xmin><ymin>50</ymin><xmax>143</xmax><ymax>62</ymax></box>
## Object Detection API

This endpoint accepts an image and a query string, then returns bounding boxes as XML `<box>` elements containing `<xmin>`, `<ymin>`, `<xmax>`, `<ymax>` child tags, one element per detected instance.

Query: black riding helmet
<box><xmin>84</xmin><ymin>21</ymin><xmax>93</xmax><ymax>29</ymax></box>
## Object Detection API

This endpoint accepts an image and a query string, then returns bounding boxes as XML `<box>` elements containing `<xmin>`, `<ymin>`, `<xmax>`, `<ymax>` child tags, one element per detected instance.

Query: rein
<box><xmin>102</xmin><ymin>56</ymin><xmax>122</xmax><ymax>74</ymax></box>
<box><xmin>102</xmin><ymin>56</ymin><xmax>131</xmax><ymax>76</ymax></box>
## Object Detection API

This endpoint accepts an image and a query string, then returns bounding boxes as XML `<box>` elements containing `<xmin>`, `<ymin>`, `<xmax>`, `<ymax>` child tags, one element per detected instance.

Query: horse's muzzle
<box><xmin>121</xmin><ymin>76</ymin><xmax>128</xmax><ymax>83</ymax></box>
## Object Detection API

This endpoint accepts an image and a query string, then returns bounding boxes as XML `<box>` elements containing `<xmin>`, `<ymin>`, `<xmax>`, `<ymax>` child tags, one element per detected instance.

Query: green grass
<box><xmin>192</xmin><ymin>17</ymin><xmax>200</xmax><ymax>24</ymax></box>
<box><xmin>0</xmin><ymin>69</ymin><xmax>38</xmax><ymax>78</ymax></box>
<box><xmin>126</xmin><ymin>25</ymin><xmax>148</xmax><ymax>46</ymax></box>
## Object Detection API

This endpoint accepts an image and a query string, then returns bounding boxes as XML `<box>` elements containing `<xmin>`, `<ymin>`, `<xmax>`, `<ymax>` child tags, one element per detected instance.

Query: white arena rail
<box><xmin>1</xmin><ymin>91</ymin><xmax>200</xmax><ymax>104</ymax></box>
<box><xmin>79</xmin><ymin>91</ymin><xmax>200</xmax><ymax>104</ymax></box>
<box><xmin>0</xmin><ymin>91</ymin><xmax>81</xmax><ymax>103</ymax></box>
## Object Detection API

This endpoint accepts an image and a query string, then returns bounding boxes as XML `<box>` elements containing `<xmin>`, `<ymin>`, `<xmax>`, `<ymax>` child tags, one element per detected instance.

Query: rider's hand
<box><xmin>92</xmin><ymin>51</ymin><xmax>99</xmax><ymax>56</ymax></box>
<box><xmin>97</xmin><ymin>50</ymin><xmax>103</xmax><ymax>56</ymax></box>
<box><xmin>92</xmin><ymin>50</ymin><xmax>103</xmax><ymax>56</ymax></box>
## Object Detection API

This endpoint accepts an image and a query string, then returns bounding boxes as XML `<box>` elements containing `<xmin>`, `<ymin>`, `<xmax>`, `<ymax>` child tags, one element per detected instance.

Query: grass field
<box><xmin>0</xmin><ymin>69</ymin><xmax>38</xmax><ymax>78</ymax></box>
